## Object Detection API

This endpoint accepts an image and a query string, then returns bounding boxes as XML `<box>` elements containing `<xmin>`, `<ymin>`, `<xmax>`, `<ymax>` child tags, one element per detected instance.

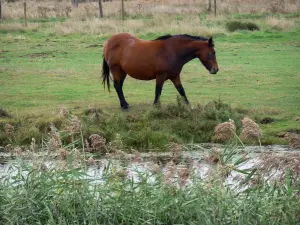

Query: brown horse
<box><xmin>102</xmin><ymin>33</ymin><xmax>219</xmax><ymax>109</ymax></box>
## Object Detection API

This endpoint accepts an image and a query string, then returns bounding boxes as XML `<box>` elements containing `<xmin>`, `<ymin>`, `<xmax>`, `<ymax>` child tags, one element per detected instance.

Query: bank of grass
<box><xmin>0</xmin><ymin>99</ymin><xmax>250</xmax><ymax>150</ymax></box>
<box><xmin>0</xmin><ymin>150</ymin><xmax>300</xmax><ymax>225</ymax></box>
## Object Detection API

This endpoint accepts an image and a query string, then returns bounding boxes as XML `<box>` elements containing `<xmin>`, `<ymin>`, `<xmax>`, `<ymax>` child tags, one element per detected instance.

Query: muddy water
<box><xmin>0</xmin><ymin>145</ymin><xmax>298</xmax><ymax>190</ymax></box>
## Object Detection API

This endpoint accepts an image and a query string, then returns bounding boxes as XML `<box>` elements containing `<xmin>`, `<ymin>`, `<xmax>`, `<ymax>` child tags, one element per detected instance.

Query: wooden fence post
<box><xmin>0</xmin><ymin>0</ymin><xmax>2</xmax><ymax>21</ymax></box>
<box><xmin>121</xmin><ymin>0</ymin><xmax>124</xmax><ymax>21</ymax></box>
<box><xmin>99</xmin><ymin>0</ymin><xmax>103</xmax><ymax>18</ymax></box>
<box><xmin>24</xmin><ymin>2</ymin><xmax>27</xmax><ymax>27</ymax></box>
<box><xmin>214</xmin><ymin>0</ymin><xmax>217</xmax><ymax>17</ymax></box>
<box><xmin>72</xmin><ymin>0</ymin><xmax>78</xmax><ymax>7</ymax></box>
<box><xmin>208</xmin><ymin>0</ymin><xmax>211</xmax><ymax>13</ymax></box>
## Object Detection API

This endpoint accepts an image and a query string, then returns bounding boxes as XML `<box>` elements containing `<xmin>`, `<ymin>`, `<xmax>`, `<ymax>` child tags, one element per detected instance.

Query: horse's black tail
<box><xmin>102</xmin><ymin>56</ymin><xmax>110</xmax><ymax>92</ymax></box>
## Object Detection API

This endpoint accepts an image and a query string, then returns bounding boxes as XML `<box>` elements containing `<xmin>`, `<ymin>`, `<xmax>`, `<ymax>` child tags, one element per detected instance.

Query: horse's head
<box><xmin>196</xmin><ymin>38</ymin><xmax>219</xmax><ymax>74</ymax></box>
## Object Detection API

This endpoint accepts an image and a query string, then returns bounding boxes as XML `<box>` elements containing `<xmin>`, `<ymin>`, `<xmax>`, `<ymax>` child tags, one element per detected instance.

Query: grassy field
<box><xmin>1</xmin><ymin>1</ymin><xmax>300</xmax><ymax>149</ymax></box>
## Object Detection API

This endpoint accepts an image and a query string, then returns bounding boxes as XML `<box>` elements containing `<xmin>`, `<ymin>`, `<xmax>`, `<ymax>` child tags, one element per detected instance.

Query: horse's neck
<box><xmin>174</xmin><ymin>40</ymin><xmax>201</xmax><ymax>65</ymax></box>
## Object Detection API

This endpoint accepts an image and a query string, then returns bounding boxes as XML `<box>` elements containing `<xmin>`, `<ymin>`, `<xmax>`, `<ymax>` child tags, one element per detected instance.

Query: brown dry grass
<box><xmin>284</xmin><ymin>132</ymin><xmax>300</xmax><ymax>149</ymax></box>
<box><xmin>47</xmin><ymin>123</ymin><xmax>62</xmax><ymax>151</ymax></box>
<box><xmin>2</xmin><ymin>0</ymin><xmax>299</xmax><ymax>20</ymax></box>
<box><xmin>240</xmin><ymin>117</ymin><xmax>262</xmax><ymax>141</ymax></box>
<box><xmin>259</xmin><ymin>152</ymin><xmax>300</xmax><ymax>182</ymax></box>
<box><xmin>267</xmin><ymin>16</ymin><xmax>295</xmax><ymax>31</ymax></box>
<box><xmin>52</xmin><ymin>15</ymin><xmax>224</xmax><ymax>36</ymax></box>
<box><xmin>4</xmin><ymin>123</ymin><xmax>15</xmax><ymax>138</ymax></box>
<box><xmin>214</xmin><ymin>119</ymin><xmax>236</xmax><ymax>143</ymax></box>
<box><xmin>1</xmin><ymin>0</ymin><xmax>299</xmax><ymax>35</ymax></box>
<box><xmin>88</xmin><ymin>134</ymin><xmax>107</xmax><ymax>153</ymax></box>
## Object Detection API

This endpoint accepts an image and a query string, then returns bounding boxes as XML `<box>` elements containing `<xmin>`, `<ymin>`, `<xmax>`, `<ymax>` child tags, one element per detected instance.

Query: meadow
<box><xmin>0</xmin><ymin>0</ymin><xmax>300</xmax><ymax>224</ymax></box>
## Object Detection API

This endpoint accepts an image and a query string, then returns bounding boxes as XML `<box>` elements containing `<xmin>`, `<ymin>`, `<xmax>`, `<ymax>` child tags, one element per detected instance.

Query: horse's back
<box><xmin>103</xmin><ymin>33</ymin><xmax>167</xmax><ymax>80</ymax></box>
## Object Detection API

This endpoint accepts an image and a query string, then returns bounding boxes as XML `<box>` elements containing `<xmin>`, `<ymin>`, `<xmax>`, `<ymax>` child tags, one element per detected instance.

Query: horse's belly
<box><xmin>123</xmin><ymin>65</ymin><xmax>156</xmax><ymax>80</ymax></box>
<box><xmin>128</xmin><ymin>72</ymin><xmax>156</xmax><ymax>80</ymax></box>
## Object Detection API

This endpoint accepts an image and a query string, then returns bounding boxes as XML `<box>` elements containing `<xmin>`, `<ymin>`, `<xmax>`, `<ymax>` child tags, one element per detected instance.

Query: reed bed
<box><xmin>1</xmin><ymin>142</ymin><xmax>300</xmax><ymax>224</ymax></box>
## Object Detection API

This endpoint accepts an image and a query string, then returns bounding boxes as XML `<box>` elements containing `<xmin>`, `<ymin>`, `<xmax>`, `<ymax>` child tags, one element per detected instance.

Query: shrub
<box><xmin>226</xmin><ymin>21</ymin><xmax>260</xmax><ymax>32</ymax></box>
<box><xmin>0</xmin><ymin>107</ymin><xmax>10</xmax><ymax>118</ymax></box>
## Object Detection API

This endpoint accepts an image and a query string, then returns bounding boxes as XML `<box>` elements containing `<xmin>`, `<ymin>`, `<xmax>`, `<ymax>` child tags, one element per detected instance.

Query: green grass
<box><xmin>0</xmin><ymin>14</ymin><xmax>300</xmax><ymax>148</ymax></box>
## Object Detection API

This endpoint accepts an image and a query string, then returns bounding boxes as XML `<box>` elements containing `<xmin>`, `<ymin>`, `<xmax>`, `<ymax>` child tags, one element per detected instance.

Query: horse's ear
<box><xmin>208</xmin><ymin>38</ymin><xmax>214</xmax><ymax>47</ymax></box>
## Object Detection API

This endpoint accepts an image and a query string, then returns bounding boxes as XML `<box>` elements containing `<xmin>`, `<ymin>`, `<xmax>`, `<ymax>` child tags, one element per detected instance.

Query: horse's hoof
<box><xmin>121</xmin><ymin>104</ymin><xmax>129</xmax><ymax>111</ymax></box>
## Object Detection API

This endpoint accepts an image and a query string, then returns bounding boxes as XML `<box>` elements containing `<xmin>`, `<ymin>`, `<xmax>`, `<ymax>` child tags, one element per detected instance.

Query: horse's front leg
<box><xmin>170</xmin><ymin>75</ymin><xmax>189</xmax><ymax>104</ymax></box>
<box><xmin>153</xmin><ymin>75</ymin><xmax>166</xmax><ymax>105</ymax></box>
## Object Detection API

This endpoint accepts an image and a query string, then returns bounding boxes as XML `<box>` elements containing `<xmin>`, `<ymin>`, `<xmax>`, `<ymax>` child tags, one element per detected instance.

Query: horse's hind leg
<box><xmin>153</xmin><ymin>75</ymin><xmax>167</xmax><ymax>105</ymax></box>
<box><xmin>111</xmin><ymin>66</ymin><xmax>129</xmax><ymax>110</ymax></box>
<box><xmin>170</xmin><ymin>75</ymin><xmax>189</xmax><ymax>104</ymax></box>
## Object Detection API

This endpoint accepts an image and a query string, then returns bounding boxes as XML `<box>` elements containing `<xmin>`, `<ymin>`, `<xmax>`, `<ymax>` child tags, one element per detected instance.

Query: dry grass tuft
<box><xmin>65</xmin><ymin>115</ymin><xmax>82</xmax><ymax>135</ymax></box>
<box><xmin>284</xmin><ymin>132</ymin><xmax>300</xmax><ymax>149</ymax></box>
<box><xmin>259</xmin><ymin>152</ymin><xmax>300</xmax><ymax>182</ymax></box>
<box><xmin>88</xmin><ymin>134</ymin><xmax>107</xmax><ymax>153</ymax></box>
<box><xmin>5</xmin><ymin>123</ymin><xmax>15</xmax><ymax>138</ymax></box>
<box><xmin>59</xmin><ymin>105</ymin><xmax>69</xmax><ymax>119</ymax></box>
<box><xmin>240</xmin><ymin>117</ymin><xmax>262</xmax><ymax>141</ymax></box>
<box><xmin>47</xmin><ymin>123</ymin><xmax>62</xmax><ymax>151</ymax></box>
<box><xmin>267</xmin><ymin>16</ymin><xmax>295</xmax><ymax>31</ymax></box>
<box><xmin>30</xmin><ymin>137</ymin><xmax>37</xmax><ymax>152</ymax></box>
<box><xmin>59</xmin><ymin>148</ymin><xmax>70</xmax><ymax>160</ymax></box>
<box><xmin>214</xmin><ymin>119</ymin><xmax>236</xmax><ymax>142</ymax></box>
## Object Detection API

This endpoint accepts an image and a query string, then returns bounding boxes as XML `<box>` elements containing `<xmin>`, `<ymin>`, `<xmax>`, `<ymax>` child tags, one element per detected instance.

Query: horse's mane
<box><xmin>153</xmin><ymin>34</ymin><xmax>208</xmax><ymax>41</ymax></box>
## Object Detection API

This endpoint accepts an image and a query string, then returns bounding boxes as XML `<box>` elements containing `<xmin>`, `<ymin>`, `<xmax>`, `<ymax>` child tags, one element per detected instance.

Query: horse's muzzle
<box><xmin>210</xmin><ymin>67</ymin><xmax>219</xmax><ymax>74</ymax></box>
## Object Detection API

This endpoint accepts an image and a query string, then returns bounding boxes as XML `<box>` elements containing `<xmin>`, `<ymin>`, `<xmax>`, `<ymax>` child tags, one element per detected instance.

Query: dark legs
<box><xmin>153</xmin><ymin>85</ymin><xmax>163</xmax><ymax>104</ymax></box>
<box><xmin>114</xmin><ymin>80</ymin><xmax>128</xmax><ymax>110</ymax></box>
<box><xmin>171</xmin><ymin>76</ymin><xmax>189</xmax><ymax>104</ymax></box>
<box><xmin>153</xmin><ymin>75</ymin><xmax>166</xmax><ymax>105</ymax></box>
<box><xmin>153</xmin><ymin>75</ymin><xmax>189</xmax><ymax>105</ymax></box>
<box><xmin>111</xmin><ymin>67</ymin><xmax>128</xmax><ymax>110</ymax></box>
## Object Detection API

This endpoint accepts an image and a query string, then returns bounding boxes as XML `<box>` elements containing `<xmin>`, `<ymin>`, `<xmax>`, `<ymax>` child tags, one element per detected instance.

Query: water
<box><xmin>0</xmin><ymin>144</ymin><xmax>298</xmax><ymax>190</ymax></box>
